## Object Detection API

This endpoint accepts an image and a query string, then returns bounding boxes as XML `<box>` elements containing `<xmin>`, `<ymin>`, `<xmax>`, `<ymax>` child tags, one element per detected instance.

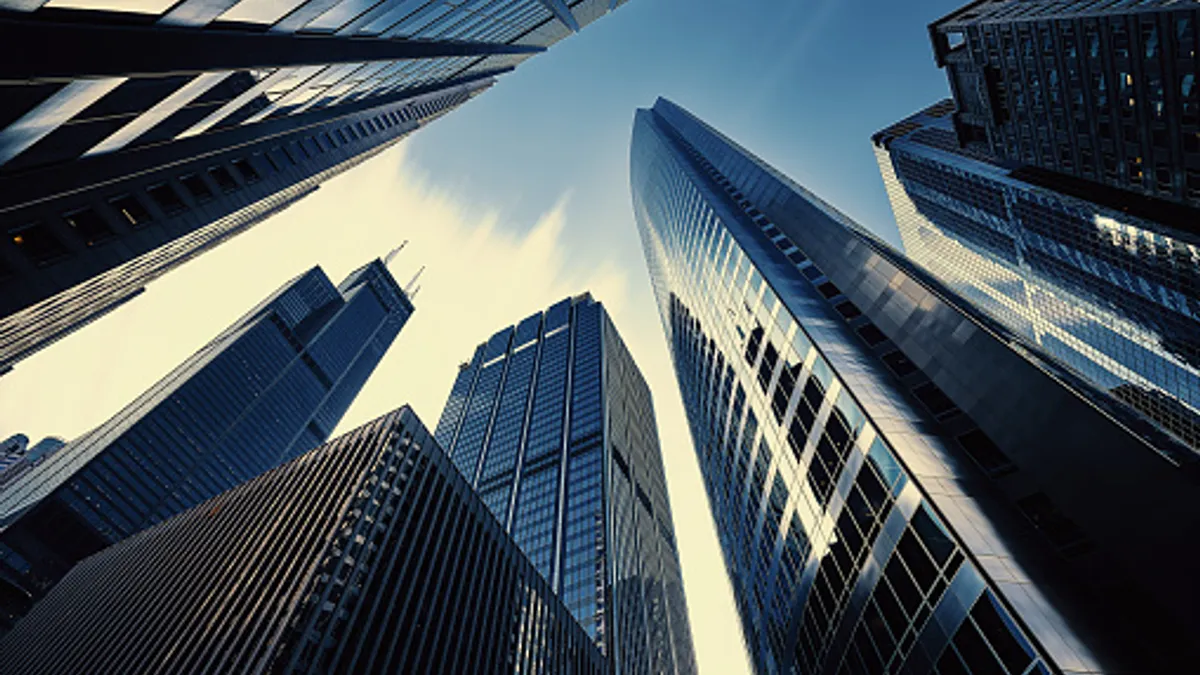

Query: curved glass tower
<box><xmin>632</xmin><ymin>98</ymin><xmax>1200</xmax><ymax>674</ymax></box>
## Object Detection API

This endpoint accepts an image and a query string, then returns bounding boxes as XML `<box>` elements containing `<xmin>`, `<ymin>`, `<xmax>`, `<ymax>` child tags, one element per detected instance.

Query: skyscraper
<box><xmin>433</xmin><ymin>294</ymin><xmax>697</xmax><ymax>675</ymax></box>
<box><xmin>632</xmin><ymin>97</ymin><xmax>1200</xmax><ymax>674</ymax></box>
<box><xmin>0</xmin><ymin>436</ymin><xmax>65</xmax><ymax>490</ymax></box>
<box><xmin>929</xmin><ymin>1</ymin><xmax>1200</xmax><ymax>218</ymax></box>
<box><xmin>0</xmin><ymin>406</ymin><xmax>606</xmax><ymax>675</ymax></box>
<box><xmin>0</xmin><ymin>0</ymin><xmax>634</xmax><ymax>374</ymax></box>
<box><xmin>873</xmin><ymin>100</ymin><xmax>1200</xmax><ymax>454</ymax></box>
<box><xmin>0</xmin><ymin>257</ymin><xmax>412</xmax><ymax>630</ymax></box>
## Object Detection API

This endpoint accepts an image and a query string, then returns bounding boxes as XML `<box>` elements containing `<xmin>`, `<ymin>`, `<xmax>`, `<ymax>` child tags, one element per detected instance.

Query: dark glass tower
<box><xmin>632</xmin><ymin>97</ymin><xmax>1200</xmax><ymax>674</ymax></box>
<box><xmin>873</xmin><ymin>100</ymin><xmax>1200</xmax><ymax>454</ymax></box>
<box><xmin>0</xmin><ymin>0</ymin><xmax>634</xmax><ymax>374</ymax></box>
<box><xmin>434</xmin><ymin>293</ymin><xmax>697</xmax><ymax>675</ymax></box>
<box><xmin>930</xmin><ymin>1</ymin><xmax>1200</xmax><ymax>221</ymax></box>
<box><xmin>0</xmin><ymin>257</ymin><xmax>411</xmax><ymax>630</ymax></box>
<box><xmin>0</xmin><ymin>406</ymin><xmax>606</xmax><ymax>675</ymax></box>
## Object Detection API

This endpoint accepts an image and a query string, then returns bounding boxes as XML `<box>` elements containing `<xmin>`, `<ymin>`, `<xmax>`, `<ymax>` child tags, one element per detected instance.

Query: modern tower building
<box><xmin>0</xmin><ymin>0</ymin><xmax>634</xmax><ymax>375</ymax></box>
<box><xmin>0</xmin><ymin>257</ymin><xmax>412</xmax><ymax>630</ymax></box>
<box><xmin>632</xmin><ymin>97</ymin><xmax>1200</xmax><ymax>674</ymax></box>
<box><xmin>929</xmin><ymin>1</ymin><xmax>1200</xmax><ymax>219</ymax></box>
<box><xmin>873</xmin><ymin>100</ymin><xmax>1200</xmax><ymax>455</ymax></box>
<box><xmin>433</xmin><ymin>294</ymin><xmax>697</xmax><ymax>675</ymax></box>
<box><xmin>0</xmin><ymin>406</ymin><xmax>607</xmax><ymax>675</ymax></box>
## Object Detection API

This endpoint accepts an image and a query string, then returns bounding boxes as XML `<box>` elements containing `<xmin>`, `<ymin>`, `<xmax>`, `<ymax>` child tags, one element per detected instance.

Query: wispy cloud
<box><xmin>0</xmin><ymin>143</ymin><xmax>629</xmax><ymax>441</ymax></box>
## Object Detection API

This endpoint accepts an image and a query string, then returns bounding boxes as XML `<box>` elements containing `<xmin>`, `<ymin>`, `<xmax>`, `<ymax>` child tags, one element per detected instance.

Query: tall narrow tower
<box><xmin>434</xmin><ymin>294</ymin><xmax>698</xmax><ymax>675</ymax></box>
<box><xmin>632</xmin><ymin>97</ymin><xmax>1200</xmax><ymax>674</ymax></box>
<box><xmin>0</xmin><ymin>257</ymin><xmax>412</xmax><ymax>629</ymax></box>
<box><xmin>0</xmin><ymin>0</ymin><xmax>635</xmax><ymax>374</ymax></box>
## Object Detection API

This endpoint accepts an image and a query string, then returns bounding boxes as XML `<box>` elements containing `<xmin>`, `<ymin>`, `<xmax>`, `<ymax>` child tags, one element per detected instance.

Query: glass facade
<box><xmin>931</xmin><ymin>1</ymin><xmax>1200</xmax><ymax>214</ymax></box>
<box><xmin>0</xmin><ymin>257</ymin><xmax>412</xmax><ymax>631</ymax></box>
<box><xmin>0</xmin><ymin>407</ymin><xmax>607</xmax><ymax>675</ymax></box>
<box><xmin>874</xmin><ymin>100</ymin><xmax>1200</xmax><ymax>455</ymax></box>
<box><xmin>0</xmin><ymin>0</ymin><xmax>634</xmax><ymax>375</ymax></box>
<box><xmin>434</xmin><ymin>294</ymin><xmax>697</xmax><ymax>674</ymax></box>
<box><xmin>632</xmin><ymin>97</ymin><xmax>1200</xmax><ymax>674</ymax></box>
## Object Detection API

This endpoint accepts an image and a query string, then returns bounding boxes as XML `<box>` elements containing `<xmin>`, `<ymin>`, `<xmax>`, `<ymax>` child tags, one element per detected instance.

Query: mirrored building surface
<box><xmin>0</xmin><ymin>0</ymin><xmax>632</xmax><ymax>375</ymax></box>
<box><xmin>874</xmin><ymin>100</ymin><xmax>1200</xmax><ymax>455</ymax></box>
<box><xmin>930</xmin><ymin>1</ymin><xmax>1200</xmax><ymax>216</ymax></box>
<box><xmin>434</xmin><ymin>293</ymin><xmax>697</xmax><ymax>675</ymax></box>
<box><xmin>0</xmin><ymin>406</ymin><xmax>607</xmax><ymax>675</ymax></box>
<box><xmin>0</xmin><ymin>257</ymin><xmax>411</xmax><ymax>630</ymax></box>
<box><xmin>632</xmin><ymin>97</ymin><xmax>1200</xmax><ymax>674</ymax></box>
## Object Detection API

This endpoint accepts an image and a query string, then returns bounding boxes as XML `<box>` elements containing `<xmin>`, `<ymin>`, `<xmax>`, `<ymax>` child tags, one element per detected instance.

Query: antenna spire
<box><xmin>404</xmin><ymin>265</ymin><xmax>425</xmax><ymax>295</ymax></box>
<box><xmin>384</xmin><ymin>240</ymin><xmax>408</xmax><ymax>265</ymax></box>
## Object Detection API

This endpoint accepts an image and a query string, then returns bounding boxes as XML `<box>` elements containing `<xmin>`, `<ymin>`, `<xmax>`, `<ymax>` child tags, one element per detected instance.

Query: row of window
<box><xmin>4</xmin><ymin>103</ymin><xmax>427</xmax><ymax>275</ymax></box>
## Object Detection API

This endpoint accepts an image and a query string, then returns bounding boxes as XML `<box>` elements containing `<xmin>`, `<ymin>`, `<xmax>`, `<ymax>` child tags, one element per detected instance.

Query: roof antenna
<box><xmin>384</xmin><ymin>240</ymin><xmax>408</xmax><ymax>266</ymax></box>
<box><xmin>409</xmin><ymin>285</ymin><xmax>422</xmax><ymax>300</ymax></box>
<box><xmin>404</xmin><ymin>265</ymin><xmax>425</xmax><ymax>295</ymax></box>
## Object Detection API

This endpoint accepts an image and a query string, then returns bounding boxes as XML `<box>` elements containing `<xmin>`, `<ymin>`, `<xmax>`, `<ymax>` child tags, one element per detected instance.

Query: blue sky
<box><xmin>406</xmin><ymin>0</ymin><xmax>967</xmax><ymax>257</ymax></box>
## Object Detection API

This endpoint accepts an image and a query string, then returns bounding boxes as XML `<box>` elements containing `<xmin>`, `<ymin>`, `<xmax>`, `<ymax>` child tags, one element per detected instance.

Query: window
<box><xmin>179</xmin><ymin>173</ymin><xmax>212</xmax><ymax>202</ymax></box>
<box><xmin>147</xmin><ymin>182</ymin><xmax>186</xmax><ymax>214</ymax></box>
<box><xmin>878</xmin><ymin>348</ymin><xmax>912</xmax><ymax>374</ymax></box>
<box><xmin>913</xmin><ymin>381</ymin><xmax>957</xmax><ymax>417</ymax></box>
<box><xmin>1016</xmin><ymin>492</ymin><xmax>1089</xmax><ymax>554</ymax></box>
<box><xmin>957</xmin><ymin>429</ymin><xmax>1015</xmax><ymax>477</ymax></box>
<box><xmin>857</xmin><ymin>323</ymin><xmax>888</xmax><ymax>346</ymax></box>
<box><xmin>208</xmin><ymin>165</ymin><xmax>238</xmax><ymax>192</ymax></box>
<box><xmin>231</xmin><ymin>158</ymin><xmax>260</xmax><ymax>184</ymax></box>
<box><xmin>62</xmin><ymin>207</ymin><xmax>114</xmax><ymax>246</ymax></box>
<box><xmin>817</xmin><ymin>281</ymin><xmax>841</xmax><ymax>299</ymax></box>
<box><xmin>801</xmin><ymin>265</ymin><xmax>824</xmax><ymax>281</ymax></box>
<box><xmin>335</xmin><ymin>129</ymin><xmax>348</xmax><ymax>145</ymax></box>
<box><xmin>787</xmin><ymin>250</ymin><xmax>807</xmax><ymax>264</ymax></box>
<box><xmin>107</xmin><ymin>194</ymin><xmax>152</xmax><ymax>227</ymax></box>
<box><xmin>9</xmin><ymin>222</ymin><xmax>68</xmax><ymax>265</ymax></box>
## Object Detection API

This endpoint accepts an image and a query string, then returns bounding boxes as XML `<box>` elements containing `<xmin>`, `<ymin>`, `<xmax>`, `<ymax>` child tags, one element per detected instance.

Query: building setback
<box><xmin>433</xmin><ymin>293</ymin><xmax>697</xmax><ymax>675</ymax></box>
<box><xmin>0</xmin><ymin>0</ymin><xmax>633</xmax><ymax>374</ymax></box>
<box><xmin>0</xmin><ymin>257</ymin><xmax>411</xmax><ymax>630</ymax></box>
<box><xmin>873</xmin><ymin>99</ymin><xmax>1200</xmax><ymax>455</ymax></box>
<box><xmin>929</xmin><ymin>1</ymin><xmax>1200</xmax><ymax>221</ymax></box>
<box><xmin>632</xmin><ymin>97</ymin><xmax>1200</xmax><ymax>674</ymax></box>
<box><xmin>0</xmin><ymin>406</ymin><xmax>606</xmax><ymax>675</ymax></box>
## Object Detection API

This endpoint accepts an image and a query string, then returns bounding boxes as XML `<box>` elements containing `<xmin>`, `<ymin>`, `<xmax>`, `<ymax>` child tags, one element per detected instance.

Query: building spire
<box><xmin>384</xmin><ymin>240</ymin><xmax>408</xmax><ymax>266</ymax></box>
<box><xmin>404</xmin><ymin>265</ymin><xmax>425</xmax><ymax>296</ymax></box>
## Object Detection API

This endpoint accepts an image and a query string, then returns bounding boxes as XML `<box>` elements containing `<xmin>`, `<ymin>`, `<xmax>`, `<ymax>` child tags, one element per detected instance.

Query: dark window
<box><xmin>302</xmin><ymin>137</ymin><xmax>320</xmax><ymax>157</ymax></box>
<box><xmin>762</xmin><ymin>225</ymin><xmax>780</xmax><ymax>238</ymax></box>
<box><xmin>208</xmin><ymin>166</ymin><xmax>238</xmax><ymax>192</ymax></box>
<box><xmin>957</xmin><ymin>429</ymin><xmax>1016</xmax><ymax>476</ymax></box>
<box><xmin>265</xmin><ymin>150</ymin><xmax>285</xmax><ymax>172</ymax></box>
<box><xmin>775</xmin><ymin>237</ymin><xmax>793</xmax><ymax>252</ymax></box>
<box><xmin>857</xmin><ymin>323</ymin><xmax>888</xmax><ymax>346</ymax></box>
<box><xmin>802</xmin><ymin>265</ymin><xmax>824</xmax><ymax>281</ymax></box>
<box><xmin>10</xmin><ymin>222</ymin><xmax>68</xmax><ymax>265</ymax></box>
<box><xmin>320</xmin><ymin>132</ymin><xmax>335</xmax><ymax>150</ymax></box>
<box><xmin>835</xmin><ymin>302</ymin><xmax>862</xmax><ymax>320</ymax></box>
<box><xmin>913</xmin><ymin>382</ymin><xmax>957</xmax><ymax>417</ymax></box>
<box><xmin>1016</xmin><ymin>493</ymin><xmax>1090</xmax><ymax>553</ymax></box>
<box><xmin>107</xmin><ymin>194</ymin><xmax>152</xmax><ymax>228</ymax></box>
<box><xmin>345</xmin><ymin>125</ymin><xmax>358</xmax><ymax>140</ymax></box>
<box><xmin>970</xmin><ymin>594</ymin><xmax>1036</xmax><ymax>673</ymax></box>
<box><xmin>335</xmin><ymin>129</ymin><xmax>348</xmax><ymax>145</ymax></box>
<box><xmin>816</xmin><ymin>281</ymin><xmax>841</xmax><ymax>299</ymax></box>
<box><xmin>179</xmin><ymin>174</ymin><xmax>212</xmax><ymax>202</ymax></box>
<box><xmin>147</xmin><ymin>182</ymin><xmax>186</xmax><ymax>214</ymax></box>
<box><xmin>231</xmin><ymin>158</ymin><xmax>260</xmax><ymax>183</ymax></box>
<box><xmin>355</xmin><ymin>122</ymin><xmax>367</xmax><ymax>136</ymax></box>
<box><xmin>63</xmin><ymin>208</ymin><xmax>114</xmax><ymax>246</ymax></box>
<box><xmin>787</xmin><ymin>250</ymin><xmax>807</xmax><ymax>264</ymax></box>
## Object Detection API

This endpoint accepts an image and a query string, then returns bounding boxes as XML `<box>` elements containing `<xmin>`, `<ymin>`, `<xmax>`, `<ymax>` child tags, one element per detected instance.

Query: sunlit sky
<box><xmin>0</xmin><ymin>0</ymin><xmax>967</xmax><ymax>671</ymax></box>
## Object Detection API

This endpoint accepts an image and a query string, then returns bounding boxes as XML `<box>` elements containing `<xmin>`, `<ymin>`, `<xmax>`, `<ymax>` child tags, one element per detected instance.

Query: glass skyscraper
<box><xmin>0</xmin><ymin>406</ymin><xmax>606</xmax><ymax>675</ymax></box>
<box><xmin>873</xmin><ymin>100</ymin><xmax>1199</xmax><ymax>454</ymax></box>
<box><xmin>930</xmin><ymin>1</ymin><xmax>1200</xmax><ymax>216</ymax></box>
<box><xmin>0</xmin><ymin>0</ymin><xmax>634</xmax><ymax>374</ymax></box>
<box><xmin>0</xmin><ymin>257</ymin><xmax>412</xmax><ymax>630</ymax></box>
<box><xmin>632</xmin><ymin>97</ymin><xmax>1200</xmax><ymax>674</ymax></box>
<box><xmin>434</xmin><ymin>293</ymin><xmax>697</xmax><ymax>675</ymax></box>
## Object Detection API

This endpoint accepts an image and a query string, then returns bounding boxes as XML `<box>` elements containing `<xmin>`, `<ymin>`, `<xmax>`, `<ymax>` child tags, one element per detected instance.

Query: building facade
<box><xmin>632</xmin><ymin>97</ymin><xmax>1200</xmax><ymax>674</ymax></box>
<box><xmin>0</xmin><ymin>257</ymin><xmax>412</xmax><ymax>630</ymax></box>
<box><xmin>433</xmin><ymin>294</ymin><xmax>697</xmax><ymax>674</ymax></box>
<box><xmin>930</xmin><ymin>1</ymin><xmax>1200</xmax><ymax>218</ymax></box>
<box><xmin>0</xmin><ymin>436</ymin><xmax>65</xmax><ymax>490</ymax></box>
<box><xmin>0</xmin><ymin>406</ymin><xmax>607</xmax><ymax>675</ymax></box>
<box><xmin>874</xmin><ymin>100</ymin><xmax>1200</xmax><ymax>454</ymax></box>
<box><xmin>0</xmin><ymin>0</ymin><xmax>633</xmax><ymax>374</ymax></box>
